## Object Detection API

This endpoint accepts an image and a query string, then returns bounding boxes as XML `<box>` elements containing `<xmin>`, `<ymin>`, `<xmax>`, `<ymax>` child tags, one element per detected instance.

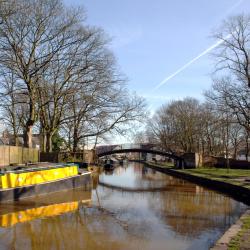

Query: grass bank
<box><xmin>178</xmin><ymin>168</ymin><xmax>250</xmax><ymax>190</ymax></box>
<box><xmin>228</xmin><ymin>212</ymin><xmax>250</xmax><ymax>250</ymax></box>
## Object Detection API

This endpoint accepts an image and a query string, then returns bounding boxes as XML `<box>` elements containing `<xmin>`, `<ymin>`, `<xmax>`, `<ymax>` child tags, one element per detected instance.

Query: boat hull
<box><xmin>0</xmin><ymin>172</ymin><xmax>91</xmax><ymax>202</ymax></box>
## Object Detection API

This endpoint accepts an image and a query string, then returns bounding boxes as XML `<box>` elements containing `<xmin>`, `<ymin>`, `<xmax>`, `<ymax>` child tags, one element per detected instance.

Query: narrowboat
<box><xmin>0</xmin><ymin>163</ymin><xmax>92</xmax><ymax>202</ymax></box>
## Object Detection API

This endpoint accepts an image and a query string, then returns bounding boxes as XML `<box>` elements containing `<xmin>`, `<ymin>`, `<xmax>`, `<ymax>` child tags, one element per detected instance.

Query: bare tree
<box><xmin>212</xmin><ymin>14</ymin><xmax>250</xmax><ymax>88</ymax></box>
<box><xmin>205</xmin><ymin>13</ymin><xmax>250</xmax><ymax>161</ymax></box>
<box><xmin>0</xmin><ymin>0</ymin><xmax>84</xmax><ymax>147</ymax></box>
<box><xmin>0</xmin><ymin>71</ymin><xmax>22</xmax><ymax>145</ymax></box>
<box><xmin>37</xmin><ymin>26</ymin><xmax>110</xmax><ymax>152</ymax></box>
<box><xmin>64</xmin><ymin>88</ymin><xmax>146</xmax><ymax>152</ymax></box>
<box><xmin>229</xmin><ymin>122</ymin><xmax>244</xmax><ymax>159</ymax></box>
<box><xmin>147</xmin><ymin>98</ymin><xmax>204</xmax><ymax>154</ymax></box>
<box><xmin>0</xmin><ymin>0</ymin><xmax>147</xmax><ymax>152</ymax></box>
<box><xmin>205</xmin><ymin>77</ymin><xmax>250</xmax><ymax>133</ymax></box>
<box><xmin>145</xmin><ymin>97</ymin><xmax>242</xmax><ymax>158</ymax></box>
<box><xmin>0</xmin><ymin>0</ymin><xmax>16</xmax><ymax>23</ymax></box>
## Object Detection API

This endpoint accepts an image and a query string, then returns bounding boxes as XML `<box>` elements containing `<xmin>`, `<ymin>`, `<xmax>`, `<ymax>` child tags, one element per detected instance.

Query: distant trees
<box><xmin>0</xmin><ymin>0</ymin><xmax>146</xmax><ymax>151</ymax></box>
<box><xmin>200</xmin><ymin>77</ymin><xmax>249</xmax><ymax>160</ymax></box>
<box><xmin>146</xmin><ymin>97</ymin><xmax>248</xmax><ymax>159</ymax></box>
<box><xmin>204</xmin><ymin>76</ymin><xmax>250</xmax><ymax>131</ymax></box>
<box><xmin>144</xmin><ymin>14</ymin><xmax>250</xmax><ymax>160</ymax></box>
<box><xmin>147</xmin><ymin>98</ymin><xmax>201</xmax><ymax>153</ymax></box>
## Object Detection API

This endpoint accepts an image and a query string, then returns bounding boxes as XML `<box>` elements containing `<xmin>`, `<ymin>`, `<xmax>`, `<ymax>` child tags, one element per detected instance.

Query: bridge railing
<box><xmin>96</xmin><ymin>143</ymin><xmax>159</xmax><ymax>155</ymax></box>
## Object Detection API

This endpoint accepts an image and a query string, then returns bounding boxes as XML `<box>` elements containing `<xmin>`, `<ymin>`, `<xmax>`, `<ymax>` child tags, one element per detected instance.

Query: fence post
<box><xmin>9</xmin><ymin>145</ymin><xmax>10</xmax><ymax>166</ymax></box>
<box><xmin>22</xmin><ymin>146</ymin><xmax>23</xmax><ymax>164</ymax></box>
<box><xmin>3</xmin><ymin>145</ymin><xmax>5</xmax><ymax>167</ymax></box>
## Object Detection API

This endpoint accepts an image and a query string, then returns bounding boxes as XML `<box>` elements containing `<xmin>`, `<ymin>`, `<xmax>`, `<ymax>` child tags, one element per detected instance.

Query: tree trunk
<box><xmin>232</xmin><ymin>138</ymin><xmax>238</xmax><ymax>160</ymax></box>
<box><xmin>13</xmin><ymin>129</ymin><xmax>19</xmax><ymax>146</ymax></box>
<box><xmin>246</xmin><ymin>131</ymin><xmax>249</xmax><ymax>161</ymax></box>
<box><xmin>23</xmin><ymin>122</ymin><xmax>33</xmax><ymax>148</ymax></box>
<box><xmin>73</xmin><ymin>138</ymin><xmax>79</xmax><ymax>153</ymax></box>
<box><xmin>246</xmin><ymin>143</ymin><xmax>249</xmax><ymax>161</ymax></box>
<box><xmin>12</xmin><ymin>119</ymin><xmax>19</xmax><ymax>146</ymax></box>
<box><xmin>15</xmin><ymin>136</ymin><xmax>19</xmax><ymax>146</ymax></box>
<box><xmin>73</xmin><ymin>128</ymin><xmax>79</xmax><ymax>153</ymax></box>
<box><xmin>93</xmin><ymin>136</ymin><xmax>98</xmax><ymax>149</ymax></box>
<box><xmin>46</xmin><ymin>132</ymin><xmax>53</xmax><ymax>153</ymax></box>
<box><xmin>40</xmin><ymin>129</ymin><xmax>46</xmax><ymax>152</ymax></box>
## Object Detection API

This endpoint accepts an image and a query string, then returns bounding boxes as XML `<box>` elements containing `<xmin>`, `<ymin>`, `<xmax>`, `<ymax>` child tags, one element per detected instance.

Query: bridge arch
<box><xmin>97</xmin><ymin>148</ymin><xmax>183</xmax><ymax>167</ymax></box>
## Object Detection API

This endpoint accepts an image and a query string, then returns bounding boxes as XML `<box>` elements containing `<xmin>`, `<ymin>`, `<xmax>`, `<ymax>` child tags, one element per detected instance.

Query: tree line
<box><xmin>0</xmin><ymin>0</ymin><xmax>146</xmax><ymax>152</ymax></box>
<box><xmin>136</xmin><ymin>14</ymin><xmax>250</xmax><ymax>160</ymax></box>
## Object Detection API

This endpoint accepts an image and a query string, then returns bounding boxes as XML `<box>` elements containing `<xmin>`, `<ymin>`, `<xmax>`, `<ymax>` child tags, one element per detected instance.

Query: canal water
<box><xmin>0</xmin><ymin>162</ymin><xmax>248</xmax><ymax>250</ymax></box>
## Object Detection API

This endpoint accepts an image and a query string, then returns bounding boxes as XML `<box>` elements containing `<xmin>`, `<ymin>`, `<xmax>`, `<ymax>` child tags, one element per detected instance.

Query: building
<box><xmin>237</xmin><ymin>149</ymin><xmax>250</xmax><ymax>162</ymax></box>
<box><xmin>0</xmin><ymin>130</ymin><xmax>41</xmax><ymax>149</ymax></box>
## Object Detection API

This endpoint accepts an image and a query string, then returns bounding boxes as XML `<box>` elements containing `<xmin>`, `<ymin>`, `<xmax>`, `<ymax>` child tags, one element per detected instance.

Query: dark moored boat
<box><xmin>104</xmin><ymin>159</ymin><xmax>114</xmax><ymax>170</ymax></box>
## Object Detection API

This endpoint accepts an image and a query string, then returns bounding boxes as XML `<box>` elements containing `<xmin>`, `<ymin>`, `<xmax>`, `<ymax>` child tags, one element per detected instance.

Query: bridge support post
<box><xmin>87</xmin><ymin>149</ymin><xmax>98</xmax><ymax>165</ymax></box>
<box><xmin>181</xmin><ymin>153</ymin><xmax>202</xmax><ymax>168</ymax></box>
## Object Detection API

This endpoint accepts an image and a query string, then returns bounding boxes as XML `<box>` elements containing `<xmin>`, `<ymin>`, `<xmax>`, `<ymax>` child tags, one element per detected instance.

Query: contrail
<box><xmin>223</xmin><ymin>0</ymin><xmax>245</xmax><ymax>16</ymax></box>
<box><xmin>154</xmin><ymin>0</ymin><xmax>245</xmax><ymax>91</ymax></box>
<box><xmin>154</xmin><ymin>34</ymin><xmax>231</xmax><ymax>90</ymax></box>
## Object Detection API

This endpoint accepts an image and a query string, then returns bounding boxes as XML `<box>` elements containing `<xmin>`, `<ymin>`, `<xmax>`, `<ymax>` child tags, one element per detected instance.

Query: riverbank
<box><xmin>212</xmin><ymin>210</ymin><xmax>250</xmax><ymax>250</ymax></box>
<box><xmin>145</xmin><ymin>162</ymin><xmax>250</xmax><ymax>205</ymax></box>
<box><xmin>177</xmin><ymin>168</ymin><xmax>250</xmax><ymax>189</ymax></box>
<box><xmin>145</xmin><ymin>162</ymin><xmax>250</xmax><ymax>250</ymax></box>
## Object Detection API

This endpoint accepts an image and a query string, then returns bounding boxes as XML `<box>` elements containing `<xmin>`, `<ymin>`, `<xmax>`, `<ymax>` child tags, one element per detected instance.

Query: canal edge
<box><xmin>210</xmin><ymin>209</ymin><xmax>250</xmax><ymax>250</ymax></box>
<box><xmin>144</xmin><ymin>162</ymin><xmax>250</xmax><ymax>206</ymax></box>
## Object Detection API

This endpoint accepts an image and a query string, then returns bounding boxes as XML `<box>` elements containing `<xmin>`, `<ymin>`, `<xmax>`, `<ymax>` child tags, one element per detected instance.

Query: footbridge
<box><xmin>96</xmin><ymin>143</ymin><xmax>184</xmax><ymax>167</ymax></box>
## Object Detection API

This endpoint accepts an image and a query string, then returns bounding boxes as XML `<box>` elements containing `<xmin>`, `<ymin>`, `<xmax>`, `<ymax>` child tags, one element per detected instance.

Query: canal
<box><xmin>0</xmin><ymin>162</ymin><xmax>248</xmax><ymax>250</ymax></box>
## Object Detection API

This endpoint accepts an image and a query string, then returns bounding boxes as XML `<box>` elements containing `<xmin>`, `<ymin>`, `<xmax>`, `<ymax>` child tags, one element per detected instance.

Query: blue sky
<box><xmin>64</xmin><ymin>0</ymin><xmax>250</xmax><ymax>112</ymax></box>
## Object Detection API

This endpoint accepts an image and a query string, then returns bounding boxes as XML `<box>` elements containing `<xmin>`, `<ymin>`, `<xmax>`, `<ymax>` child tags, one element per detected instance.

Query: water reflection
<box><xmin>0</xmin><ymin>202</ymin><xmax>79</xmax><ymax>227</ymax></box>
<box><xmin>0</xmin><ymin>162</ymin><xmax>248</xmax><ymax>250</ymax></box>
<box><xmin>0</xmin><ymin>188</ymin><xmax>92</xmax><ymax>227</ymax></box>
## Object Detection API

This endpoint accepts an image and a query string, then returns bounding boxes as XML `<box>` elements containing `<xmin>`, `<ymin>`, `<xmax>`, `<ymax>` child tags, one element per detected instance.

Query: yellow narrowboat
<box><xmin>0</xmin><ymin>163</ymin><xmax>91</xmax><ymax>202</ymax></box>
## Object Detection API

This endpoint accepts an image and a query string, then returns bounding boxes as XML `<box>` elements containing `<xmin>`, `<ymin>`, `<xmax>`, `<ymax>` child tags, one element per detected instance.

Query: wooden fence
<box><xmin>40</xmin><ymin>150</ymin><xmax>95</xmax><ymax>164</ymax></box>
<box><xmin>0</xmin><ymin>146</ymin><xmax>39</xmax><ymax>167</ymax></box>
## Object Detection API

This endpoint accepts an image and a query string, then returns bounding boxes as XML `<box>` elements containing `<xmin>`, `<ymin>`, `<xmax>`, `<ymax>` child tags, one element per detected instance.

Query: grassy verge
<box><xmin>177</xmin><ymin>168</ymin><xmax>250</xmax><ymax>189</ymax></box>
<box><xmin>228</xmin><ymin>214</ymin><xmax>250</xmax><ymax>250</ymax></box>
